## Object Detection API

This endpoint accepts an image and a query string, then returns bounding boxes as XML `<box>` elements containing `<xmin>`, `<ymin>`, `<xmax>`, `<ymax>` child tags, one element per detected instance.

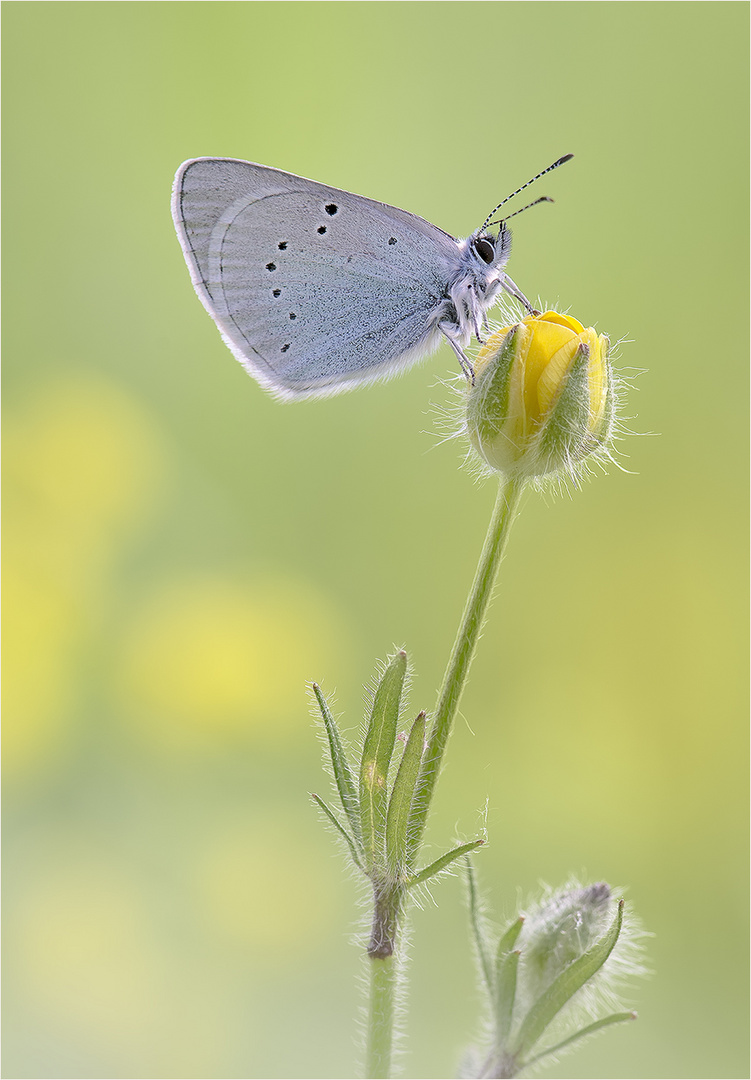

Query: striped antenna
<box><xmin>486</xmin><ymin>195</ymin><xmax>553</xmax><ymax>229</ymax></box>
<box><xmin>480</xmin><ymin>154</ymin><xmax>573</xmax><ymax>232</ymax></box>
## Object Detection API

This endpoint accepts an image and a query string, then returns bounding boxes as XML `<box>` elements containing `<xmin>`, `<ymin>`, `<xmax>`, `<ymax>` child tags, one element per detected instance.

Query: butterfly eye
<box><xmin>473</xmin><ymin>236</ymin><xmax>496</xmax><ymax>264</ymax></box>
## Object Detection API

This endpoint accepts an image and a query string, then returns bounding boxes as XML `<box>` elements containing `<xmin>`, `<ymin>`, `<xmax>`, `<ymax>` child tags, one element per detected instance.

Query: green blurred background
<box><xmin>3</xmin><ymin>3</ymin><xmax>748</xmax><ymax>1078</ymax></box>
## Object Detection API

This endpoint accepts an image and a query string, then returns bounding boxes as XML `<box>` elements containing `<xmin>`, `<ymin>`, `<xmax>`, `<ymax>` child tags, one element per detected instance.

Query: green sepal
<box><xmin>465</xmin><ymin>858</ymin><xmax>493</xmax><ymax>995</ymax></box>
<box><xmin>494</xmin><ymin>948</ymin><xmax>520</xmax><ymax>1045</ymax></box>
<box><xmin>359</xmin><ymin>651</ymin><xmax>407</xmax><ymax>875</ymax></box>
<box><xmin>522</xmin><ymin>1010</ymin><xmax>636</xmax><ymax>1070</ymax></box>
<box><xmin>407</xmin><ymin>838</ymin><xmax>485</xmax><ymax>888</ymax></box>
<box><xmin>310</xmin><ymin>792</ymin><xmax>363</xmax><ymax>871</ymax></box>
<box><xmin>467</xmin><ymin>325</ymin><xmax>521</xmax><ymax>448</ymax></box>
<box><xmin>595</xmin><ymin>347</ymin><xmax>616</xmax><ymax>447</ymax></box>
<box><xmin>538</xmin><ymin>342</ymin><xmax>591</xmax><ymax>468</ymax></box>
<box><xmin>385</xmin><ymin>712</ymin><xmax>426</xmax><ymax>875</ymax></box>
<box><xmin>312</xmin><ymin>683</ymin><xmax>361</xmax><ymax>844</ymax></box>
<box><xmin>512</xmin><ymin>898</ymin><xmax>625</xmax><ymax>1058</ymax></box>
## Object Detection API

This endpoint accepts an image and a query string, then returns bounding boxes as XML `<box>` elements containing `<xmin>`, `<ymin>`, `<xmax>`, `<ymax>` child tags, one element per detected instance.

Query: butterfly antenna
<box><xmin>480</xmin><ymin>153</ymin><xmax>573</xmax><ymax>232</ymax></box>
<box><xmin>486</xmin><ymin>195</ymin><xmax>554</xmax><ymax>230</ymax></box>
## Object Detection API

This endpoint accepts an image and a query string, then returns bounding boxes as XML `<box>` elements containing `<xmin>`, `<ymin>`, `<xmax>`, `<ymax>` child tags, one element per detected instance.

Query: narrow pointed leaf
<box><xmin>359</xmin><ymin>651</ymin><xmax>407</xmax><ymax>873</ymax></box>
<box><xmin>493</xmin><ymin>917</ymin><xmax>524</xmax><ymax>1043</ymax></box>
<box><xmin>465</xmin><ymin>857</ymin><xmax>493</xmax><ymax>995</ymax></box>
<box><xmin>310</xmin><ymin>792</ymin><xmax>363</xmax><ymax>870</ymax></box>
<box><xmin>385</xmin><ymin>712</ymin><xmax>426</xmax><ymax>873</ymax></box>
<box><xmin>407</xmin><ymin>838</ymin><xmax>485</xmax><ymax>887</ymax></box>
<box><xmin>494</xmin><ymin>949</ymin><xmax>520</xmax><ymax>1045</ymax></box>
<box><xmin>312</xmin><ymin>683</ymin><xmax>361</xmax><ymax>842</ymax></box>
<box><xmin>512</xmin><ymin>899</ymin><xmax>624</xmax><ymax>1057</ymax></box>
<box><xmin>522</xmin><ymin>1011</ymin><xmax>637</xmax><ymax>1070</ymax></box>
<box><xmin>497</xmin><ymin>915</ymin><xmax>524</xmax><ymax>955</ymax></box>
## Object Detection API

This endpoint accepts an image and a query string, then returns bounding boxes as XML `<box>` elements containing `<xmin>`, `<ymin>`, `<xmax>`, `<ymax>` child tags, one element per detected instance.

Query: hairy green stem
<box><xmin>407</xmin><ymin>475</ymin><xmax>524</xmax><ymax>857</ymax></box>
<box><xmin>365</xmin><ymin>951</ymin><xmax>398</xmax><ymax>1079</ymax></box>
<box><xmin>364</xmin><ymin>476</ymin><xmax>524</xmax><ymax>1077</ymax></box>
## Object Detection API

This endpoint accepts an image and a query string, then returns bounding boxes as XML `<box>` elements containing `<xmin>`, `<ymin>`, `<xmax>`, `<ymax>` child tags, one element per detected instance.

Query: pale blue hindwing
<box><xmin>173</xmin><ymin>159</ymin><xmax>464</xmax><ymax>397</ymax></box>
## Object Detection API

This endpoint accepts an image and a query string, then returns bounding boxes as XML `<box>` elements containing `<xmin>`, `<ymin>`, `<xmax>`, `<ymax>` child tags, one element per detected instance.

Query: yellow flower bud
<box><xmin>466</xmin><ymin>311</ymin><xmax>614</xmax><ymax>480</ymax></box>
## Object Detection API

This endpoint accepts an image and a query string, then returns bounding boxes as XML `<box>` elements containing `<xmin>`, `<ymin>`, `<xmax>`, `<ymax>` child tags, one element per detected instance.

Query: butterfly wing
<box><xmin>172</xmin><ymin>158</ymin><xmax>463</xmax><ymax>398</ymax></box>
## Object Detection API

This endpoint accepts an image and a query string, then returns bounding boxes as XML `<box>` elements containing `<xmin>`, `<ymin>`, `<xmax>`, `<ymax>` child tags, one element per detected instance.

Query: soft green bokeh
<box><xmin>3</xmin><ymin>3</ymin><xmax>747</xmax><ymax>1078</ymax></box>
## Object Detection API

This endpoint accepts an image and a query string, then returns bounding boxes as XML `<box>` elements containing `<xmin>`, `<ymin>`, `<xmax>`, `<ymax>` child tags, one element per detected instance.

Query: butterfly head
<box><xmin>470</xmin><ymin>223</ymin><xmax>512</xmax><ymax>271</ymax></box>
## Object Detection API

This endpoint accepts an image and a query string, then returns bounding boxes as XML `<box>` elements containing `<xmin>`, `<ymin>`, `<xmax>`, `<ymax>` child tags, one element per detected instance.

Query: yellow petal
<box><xmin>523</xmin><ymin>321</ymin><xmax>578</xmax><ymax>421</ymax></box>
<box><xmin>534</xmin><ymin>311</ymin><xmax>585</xmax><ymax>334</ymax></box>
<box><xmin>536</xmin><ymin>338</ymin><xmax>581</xmax><ymax>415</ymax></box>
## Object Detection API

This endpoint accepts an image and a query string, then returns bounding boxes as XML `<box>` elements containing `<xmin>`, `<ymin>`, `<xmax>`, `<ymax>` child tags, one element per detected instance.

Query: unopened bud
<box><xmin>467</xmin><ymin>312</ymin><xmax>615</xmax><ymax>480</ymax></box>
<box><xmin>518</xmin><ymin>882</ymin><xmax>613</xmax><ymax>1001</ymax></box>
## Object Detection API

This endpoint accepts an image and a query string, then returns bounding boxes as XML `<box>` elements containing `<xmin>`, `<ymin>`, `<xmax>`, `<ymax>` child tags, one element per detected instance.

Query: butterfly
<box><xmin>171</xmin><ymin>154</ymin><xmax>572</xmax><ymax>399</ymax></box>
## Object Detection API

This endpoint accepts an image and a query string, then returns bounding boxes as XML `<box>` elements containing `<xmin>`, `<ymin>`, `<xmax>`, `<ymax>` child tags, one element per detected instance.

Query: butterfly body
<box><xmin>172</xmin><ymin>158</ymin><xmax>526</xmax><ymax>399</ymax></box>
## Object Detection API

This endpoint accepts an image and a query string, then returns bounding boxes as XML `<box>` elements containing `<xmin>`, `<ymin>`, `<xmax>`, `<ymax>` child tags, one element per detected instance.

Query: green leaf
<box><xmin>465</xmin><ymin>858</ymin><xmax>493</xmax><ymax>996</ymax></box>
<box><xmin>495</xmin><ymin>949</ymin><xmax>520</xmax><ymax>1046</ymax></box>
<box><xmin>312</xmin><ymin>683</ymin><xmax>361</xmax><ymax>843</ymax></box>
<box><xmin>497</xmin><ymin>915</ymin><xmax>524</xmax><ymax>955</ymax></box>
<box><xmin>385</xmin><ymin>712</ymin><xmax>426</xmax><ymax>874</ymax></box>
<box><xmin>310</xmin><ymin>792</ymin><xmax>363</xmax><ymax>871</ymax></box>
<box><xmin>359</xmin><ymin>651</ymin><xmax>407</xmax><ymax>874</ymax></box>
<box><xmin>522</xmin><ymin>1011</ymin><xmax>637</xmax><ymax>1070</ymax></box>
<box><xmin>493</xmin><ymin>916</ymin><xmax>524</xmax><ymax>1044</ymax></box>
<box><xmin>407</xmin><ymin>838</ymin><xmax>485</xmax><ymax>887</ymax></box>
<box><xmin>512</xmin><ymin>899</ymin><xmax>625</xmax><ymax>1058</ymax></box>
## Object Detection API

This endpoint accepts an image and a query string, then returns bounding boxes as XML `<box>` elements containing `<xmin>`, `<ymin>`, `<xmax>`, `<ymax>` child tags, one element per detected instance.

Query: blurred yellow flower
<box><xmin>467</xmin><ymin>311</ymin><xmax>614</xmax><ymax>480</ymax></box>
<box><xmin>5</xmin><ymin>375</ymin><xmax>166</xmax><ymax>555</ymax></box>
<box><xmin>3</xmin><ymin>375</ymin><xmax>169</xmax><ymax>783</ymax></box>
<box><xmin>118</xmin><ymin>575</ymin><xmax>349</xmax><ymax>751</ymax></box>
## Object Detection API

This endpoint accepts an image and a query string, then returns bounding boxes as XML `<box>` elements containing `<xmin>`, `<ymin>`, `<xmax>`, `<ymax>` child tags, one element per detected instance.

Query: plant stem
<box><xmin>364</xmin><ymin>475</ymin><xmax>524</xmax><ymax>1077</ymax></box>
<box><xmin>407</xmin><ymin>475</ymin><xmax>525</xmax><ymax>858</ymax></box>
<box><xmin>367</xmin><ymin>886</ymin><xmax>403</xmax><ymax>960</ymax></box>
<box><xmin>365</xmin><ymin>950</ymin><xmax>398</xmax><ymax>1079</ymax></box>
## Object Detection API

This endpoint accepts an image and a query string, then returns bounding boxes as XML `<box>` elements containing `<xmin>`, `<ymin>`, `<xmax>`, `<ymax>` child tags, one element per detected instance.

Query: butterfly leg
<box><xmin>439</xmin><ymin>324</ymin><xmax>476</xmax><ymax>385</ymax></box>
<box><xmin>469</xmin><ymin>293</ymin><xmax>486</xmax><ymax>345</ymax></box>
<box><xmin>501</xmin><ymin>274</ymin><xmax>537</xmax><ymax>315</ymax></box>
